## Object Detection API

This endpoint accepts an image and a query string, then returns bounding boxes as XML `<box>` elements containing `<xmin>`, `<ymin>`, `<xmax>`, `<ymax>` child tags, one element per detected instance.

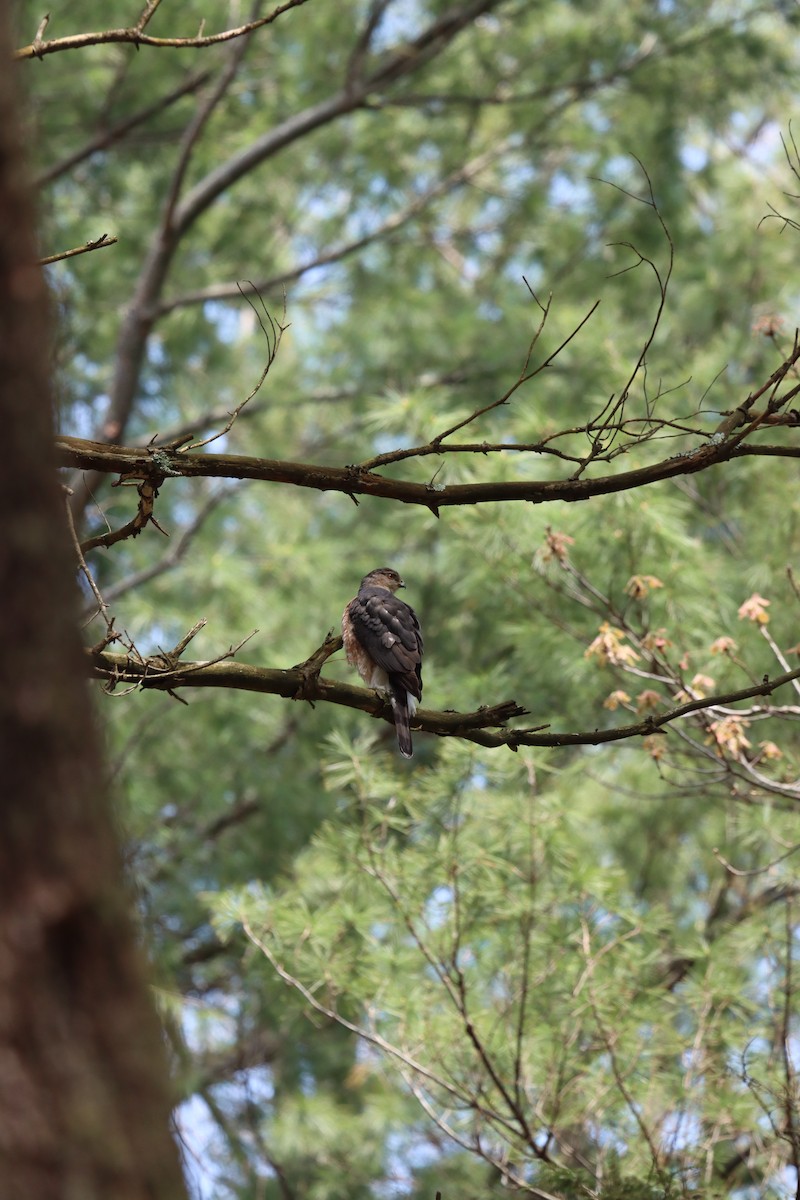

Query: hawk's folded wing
<box><xmin>343</xmin><ymin>572</ymin><xmax>424</xmax><ymax>757</ymax></box>
<box><xmin>346</xmin><ymin>588</ymin><xmax>423</xmax><ymax>702</ymax></box>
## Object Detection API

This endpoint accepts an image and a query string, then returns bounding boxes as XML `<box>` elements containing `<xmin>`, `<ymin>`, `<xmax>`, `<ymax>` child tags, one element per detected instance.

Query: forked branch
<box><xmin>15</xmin><ymin>1</ymin><xmax>312</xmax><ymax>60</ymax></box>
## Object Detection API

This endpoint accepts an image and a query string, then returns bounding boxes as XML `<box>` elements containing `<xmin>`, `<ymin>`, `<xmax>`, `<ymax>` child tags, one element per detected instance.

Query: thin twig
<box><xmin>184</xmin><ymin>290</ymin><xmax>288</xmax><ymax>451</ymax></box>
<box><xmin>580</xmin><ymin>916</ymin><xmax>667</xmax><ymax>1180</ymax></box>
<box><xmin>64</xmin><ymin>487</ymin><xmax>115</xmax><ymax>638</ymax></box>
<box><xmin>241</xmin><ymin>918</ymin><xmax>469</xmax><ymax>1103</ymax></box>
<box><xmin>39</xmin><ymin>234</ymin><xmax>118</xmax><ymax>267</ymax></box>
<box><xmin>760</xmin><ymin>624</ymin><xmax>800</xmax><ymax>699</ymax></box>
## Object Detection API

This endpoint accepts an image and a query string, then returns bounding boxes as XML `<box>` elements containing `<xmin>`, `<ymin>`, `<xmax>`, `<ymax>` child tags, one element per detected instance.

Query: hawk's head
<box><xmin>360</xmin><ymin>567</ymin><xmax>405</xmax><ymax>593</ymax></box>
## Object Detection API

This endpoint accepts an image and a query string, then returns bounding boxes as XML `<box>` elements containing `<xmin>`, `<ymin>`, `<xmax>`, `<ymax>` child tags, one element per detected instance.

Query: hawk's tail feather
<box><xmin>390</xmin><ymin>685</ymin><xmax>414</xmax><ymax>759</ymax></box>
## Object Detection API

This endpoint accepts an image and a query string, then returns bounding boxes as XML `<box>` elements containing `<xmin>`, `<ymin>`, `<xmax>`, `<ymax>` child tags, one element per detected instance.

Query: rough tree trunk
<box><xmin>0</xmin><ymin>5</ymin><xmax>188</xmax><ymax>1197</ymax></box>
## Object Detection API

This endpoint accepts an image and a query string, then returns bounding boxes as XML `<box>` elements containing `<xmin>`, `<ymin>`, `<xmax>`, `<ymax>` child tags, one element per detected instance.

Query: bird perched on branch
<box><xmin>342</xmin><ymin>567</ymin><xmax>423</xmax><ymax>758</ymax></box>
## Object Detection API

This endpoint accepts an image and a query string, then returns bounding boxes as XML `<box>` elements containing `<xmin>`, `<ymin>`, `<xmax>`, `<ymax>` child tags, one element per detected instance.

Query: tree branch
<box><xmin>86</xmin><ymin>642</ymin><xmax>800</xmax><ymax>753</ymax></box>
<box><xmin>39</xmin><ymin>233</ymin><xmax>118</xmax><ymax>267</ymax></box>
<box><xmin>35</xmin><ymin>70</ymin><xmax>212</xmax><ymax>188</ymax></box>
<box><xmin>15</xmin><ymin>0</ymin><xmax>312</xmax><ymax>60</ymax></box>
<box><xmin>56</xmin><ymin>432</ymin><xmax>800</xmax><ymax>515</ymax></box>
<box><xmin>89</xmin><ymin>487</ymin><xmax>233</xmax><ymax>610</ymax></box>
<box><xmin>154</xmin><ymin>139</ymin><xmax>511</xmax><ymax>316</ymax></box>
<box><xmin>68</xmin><ymin>0</ymin><xmax>505</xmax><ymax>517</ymax></box>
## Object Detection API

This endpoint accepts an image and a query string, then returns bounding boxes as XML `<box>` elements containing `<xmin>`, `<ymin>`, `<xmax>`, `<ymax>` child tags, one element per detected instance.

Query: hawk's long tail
<box><xmin>390</xmin><ymin>683</ymin><xmax>415</xmax><ymax>758</ymax></box>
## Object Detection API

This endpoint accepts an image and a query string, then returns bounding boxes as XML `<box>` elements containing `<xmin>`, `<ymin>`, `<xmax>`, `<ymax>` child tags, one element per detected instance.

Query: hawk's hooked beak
<box><xmin>397</xmin><ymin>578</ymin><xmax>405</xmax><ymax>588</ymax></box>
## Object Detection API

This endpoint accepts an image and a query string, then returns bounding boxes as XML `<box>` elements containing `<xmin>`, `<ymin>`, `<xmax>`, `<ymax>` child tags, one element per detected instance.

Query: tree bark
<box><xmin>0</xmin><ymin>5</ymin><xmax>187</xmax><ymax>1197</ymax></box>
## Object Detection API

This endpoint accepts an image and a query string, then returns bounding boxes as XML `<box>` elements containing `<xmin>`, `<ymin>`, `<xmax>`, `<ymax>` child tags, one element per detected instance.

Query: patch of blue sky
<box><xmin>681</xmin><ymin>143</ymin><xmax>709</xmax><ymax>173</ymax></box>
<box><xmin>728</xmin><ymin>113</ymin><xmax>782</xmax><ymax>167</ymax></box>
<box><xmin>597</xmin><ymin>154</ymin><xmax>640</xmax><ymax>190</ymax></box>
<box><xmin>369</xmin><ymin>0</ymin><xmax>425</xmax><ymax>52</ymax></box>
<box><xmin>589</xmin><ymin>1121</ymin><xmax>628</xmax><ymax>1154</ymax></box>
<box><xmin>473</xmin><ymin>199</ymin><xmax>505</xmax><ymax>242</ymax></box>
<box><xmin>478</xmin><ymin>299</ymin><xmax>503</xmax><ymax>321</ymax></box>
<box><xmin>548</xmin><ymin>170</ymin><xmax>594</xmax><ymax>214</ymax></box>
<box><xmin>503</xmin><ymin>258</ymin><xmax>545</xmax><ymax>293</ymax></box>
<box><xmin>176</xmin><ymin>1092</ymin><xmax>222</xmax><ymax>1200</ymax></box>
<box><xmin>375</xmin><ymin>1128</ymin><xmax>444</xmax><ymax>1198</ymax></box>
<box><xmin>583</xmin><ymin>100</ymin><xmax>612</xmax><ymax>136</ymax></box>
<box><xmin>370</xmin><ymin>920</ymin><xmax>392</xmax><ymax>943</ymax></box>
<box><xmin>176</xmin><ymin>997</ymin><xmax>278</xmax><ymax>1177</ymax></box>
<box><xmin>176</xmin><ymin>1063</ymin><xmax>277</xmax><ymax>1200</ymax></box>
<box><xmin>203</xmin><ymin>300</ymin><xmax>244</xmax><ymax>346</ymax></box>
<box><xmin>179</xmin><ymin>994</ymin><xmax>236</xmax><ymax>1053</ymax></box>
<box><xmin>128</xmin><ymin>620</ymin><xmax>204</xmax><ymax>657</ymax></box>
<box><xmin>291</xmin><ymin>263</ymin><xmax>351</xmax><ymax>309</ymax></box>
<box><xmin>371</xmin><ymin>432</ymin><xmax>416</xmax><ymax>456</ymax></box>
<box><xmin>298</xmin><ymin>181</ymin><xmax>353</xmax><ymax>223</ymax></box>
<box><xmin>69</xmin><ymin>350</ymin><xmax>103</xmax><ymax>382</ymax></box>
<box><xmin>781</xmin><ymin>1167</ymin><xmax>800</xmax><ymax>1199</ymax></box>
<box><xmin>425</xmin><ymin>884</ymin><xmax>454</xmax><ymax>930</ymax></box>
<box><xmin>145</xmin><ymin>333</ymin><xmax>167</xmax><ymax>369</ymax></box>
<box><xmin>503</xmin><ymin>157</ymin><xmax>537</xmax><ymax>192</ymax></box>
<box><xmin>659</xmin><ymin>1108</ymin><xmax>703</xmax><ymax>1155</ymax></box>
<box><xmin>749</xmin><ymin>950</ymin><xmax>783</xmax><ymax>1003</ymax></box>
<box><xmin>62</xmin><ymin>391</ymin><xmax>109</xmax><ymax>439</ymax></box>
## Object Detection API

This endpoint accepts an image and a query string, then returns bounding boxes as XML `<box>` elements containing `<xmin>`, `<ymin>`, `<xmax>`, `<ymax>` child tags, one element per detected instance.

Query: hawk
<box><xmin>342</xmin><ymin>567</ymin><xmax>423</xmax><ymax>758</ymax></box>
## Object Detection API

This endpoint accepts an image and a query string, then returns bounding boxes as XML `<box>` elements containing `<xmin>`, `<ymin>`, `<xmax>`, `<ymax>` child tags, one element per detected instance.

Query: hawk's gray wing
<box><xmin>347</xmin><ymin>585</ymin><xmax>423</xmax><ymax>702</ymax></box>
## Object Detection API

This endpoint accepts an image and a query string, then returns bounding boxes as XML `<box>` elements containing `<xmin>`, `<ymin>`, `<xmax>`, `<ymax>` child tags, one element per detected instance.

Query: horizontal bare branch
<box><xmin>15</xmin><ymin>0</ymin><xmax>311</xmax><ymax>61</ymax></box>
<box><xmin>89</xmin><ymin>643</ymin><xmax>530</xmax><ymax>747</ymax></box>
<box><xmin>87</xmin><ymin>643</ymin><xmax>800</xmax><ymax>754</ymax></box>
<box><xmin>57</xmin><ymin>433</ymin><xmax>800</xmax><ymax>514</ymax></box>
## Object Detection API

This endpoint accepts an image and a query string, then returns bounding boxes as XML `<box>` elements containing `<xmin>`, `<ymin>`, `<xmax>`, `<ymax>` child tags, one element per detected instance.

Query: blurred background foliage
<box><xmin>14</xmin><ymin>0</ymin><xmax>800</xmax><ymax>1195</ymax></box>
